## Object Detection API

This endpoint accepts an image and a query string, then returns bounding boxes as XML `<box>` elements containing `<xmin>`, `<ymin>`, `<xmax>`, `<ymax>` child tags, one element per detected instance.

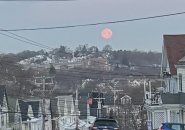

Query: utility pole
<box><xmin>42</xmin><ymin>76</ymin><xmax>46</xmax><ymax>130</ymax></box>
<box><xmin>110</xmin><ymin>80</ymin><xmax>123</xmax><ymax>116</ymax></box>
<box><xmin>0</xmin><ymin>105</ymin><xmax>1</xmax><ymax>128</ymax></box>
<box><xmin>87</xmin><ymin>93</ymin><xmax>91</xmax><ymax>122</ymax></box>
<box><xmin>149</xmin><ymin>80</ymin><xmax>152</xmax><ymax>100</ymax></box>
<box><xmin>94</xmin><ymin>94</ymin><xmax>105</xmax><ymax>118</ymax></box>
<box><xmin>34</xmin><ymin>76</ymin><xmax>54</xmax><ymax>130</ymax></box>
<box><xmin>74</xmin><ymin>81</ymin><xmax>85</xmax><ymax>130</ymax></box>
<box><xmin>75</xmin><ymin>88</ymin><xmax>79</xmax><ymax>130</ymax></box>
<box><xmin>97</xmin><ymin>99</ymin><xmax>102</xmax><ymax>118</ymax></box>
<box><xmin>113</xmin><ymin>88</ymin><xmax>123</xmax><ymax>116</ymax></box>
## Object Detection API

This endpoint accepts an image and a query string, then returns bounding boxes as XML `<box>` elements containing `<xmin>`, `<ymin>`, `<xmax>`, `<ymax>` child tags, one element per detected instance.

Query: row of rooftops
<box><xmin>0</xmin><ymin>85</ymin><xmax>42</xmax><ymax>123</ymax></box>
<box><xmin>0</xmin><ymin>84</ymin><xmax>76</xmax><ymax>124</ymax></box>
<box><xmin>8</xmin><ymin>96</ymin><xmax>42</xmax><ymax>122</ymax></box>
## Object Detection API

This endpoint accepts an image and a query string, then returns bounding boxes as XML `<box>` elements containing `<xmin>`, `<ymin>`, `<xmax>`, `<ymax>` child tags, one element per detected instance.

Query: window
<box><xmin>1</xmin><ymin>115</ymin><xmax>4</xmax><ymax>126</ymax></box>
<box><xmin>179</xmin><ymin>73</ymin><xmax>182</xmax><ymax>92</ymax></box>
<box><xmin>94</xmin><ymin>119</ymin><xmax>118</xmax><ymax>127</ymax></box>
<box><xmin>183</xmin><ymin>124</ymin><xmax>185</xmax><ymax>130</ymax></box>
<box><xmin>146</xmin><ymin>94</ymin><xmax>149</xmax><ymax>99</ymax></box>
<box><xmin>168</xmin><ymin>79</ymin><xmax>171</xmax><ymax>93</ymax></box>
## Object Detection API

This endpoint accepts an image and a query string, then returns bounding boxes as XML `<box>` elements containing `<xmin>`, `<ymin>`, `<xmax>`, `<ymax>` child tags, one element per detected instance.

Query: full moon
<box><xmin>101</xmin><ymin>28</ymin><xmax>112</xmax><ymax>39</ymax></box>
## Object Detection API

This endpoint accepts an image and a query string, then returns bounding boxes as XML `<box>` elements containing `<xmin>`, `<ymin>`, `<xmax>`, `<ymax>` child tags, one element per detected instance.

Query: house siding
<box><xmin>145</xmin><ymin>35</ymin><xmax>185</xmax><ymax>130</ymax></box>
<box><xmin>165</xmin><ymin>78</ymin><xmax>177</xmax><ymax>93</ymax></box>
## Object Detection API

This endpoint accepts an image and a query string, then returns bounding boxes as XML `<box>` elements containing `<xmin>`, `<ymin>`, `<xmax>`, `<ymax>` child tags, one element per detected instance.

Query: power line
<box><xmin>5</xmin><ymin>31</ymin><xmax>53</xmax><ymax>50</ymax></box>
<box><xmin>0</xmin><ymin>97</ymin><xmax>98</xmax><ymax>117</ymax></box>
<box><xmin>1</xmin><ymin>110</ymin><xmax>93</xmax><ymax>117</ymax></box>
<box><xmin>1</xmin><ymin>11</ymin><xmax>185</xmax><ymax>32</ymax></box>
<box><xmin>0</xmin><ymin>27</ymin><xmax>53</xmax><ymax>50</ymax></box>
<box><xmin>0</xmin><ymin>32</ymin><xmax>52</xmax><ymax>50</ymax></box>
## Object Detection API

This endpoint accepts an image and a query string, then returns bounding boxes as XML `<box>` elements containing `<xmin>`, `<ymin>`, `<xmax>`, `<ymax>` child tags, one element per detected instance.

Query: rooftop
<box><xmin>164</xmin><ymin>35</ymin><xmax>185</xmax><ymax>75</ymax></box>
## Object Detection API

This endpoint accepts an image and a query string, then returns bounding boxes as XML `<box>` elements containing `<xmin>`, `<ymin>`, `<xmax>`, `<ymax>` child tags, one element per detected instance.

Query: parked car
<box><xmin>159</xmin><ymin>123</ymin><xmax>185</xmax><ymax>130</ymax></box>
<box><xmin>90</xmin><ymin>118</ymin><xmax>119</xmax><ymax>130</ymax></box>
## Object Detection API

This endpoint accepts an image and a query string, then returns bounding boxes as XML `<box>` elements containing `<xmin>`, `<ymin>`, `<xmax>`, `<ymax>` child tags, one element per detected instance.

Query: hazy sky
<box><xmin>1</xmin><ymin>0</ymin><xmax>185</xmax><ymax>53</ymax></box>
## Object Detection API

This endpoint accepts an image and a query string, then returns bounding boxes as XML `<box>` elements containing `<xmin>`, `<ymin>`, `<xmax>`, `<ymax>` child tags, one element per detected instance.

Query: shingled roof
<box><xmin>177</xmin><ymin>56</ymin><xmax>185</xmax><ymax>65</ymax></box>
<box><xmin>164</xmin><ymin>35</ymin><xmax>185</xmax><ymax>75</ymax></box>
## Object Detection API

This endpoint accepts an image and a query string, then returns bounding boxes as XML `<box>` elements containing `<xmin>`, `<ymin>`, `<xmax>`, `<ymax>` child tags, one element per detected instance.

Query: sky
<box><xmin>1</xmin><ymin>0</ymin><xmax>185</xmax><ymax>53</ymax></box>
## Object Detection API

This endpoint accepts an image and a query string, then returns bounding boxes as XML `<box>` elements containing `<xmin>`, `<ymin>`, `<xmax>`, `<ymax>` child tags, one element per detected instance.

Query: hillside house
<box><xmin>83</xmin><ymin>57</ymin><xmax>111</xmax><ymax>71</ymax></box>
<box><xmin>144</xmin><ymin>35</ymin><xmax>185</xmax><ymax>129</ymax></box>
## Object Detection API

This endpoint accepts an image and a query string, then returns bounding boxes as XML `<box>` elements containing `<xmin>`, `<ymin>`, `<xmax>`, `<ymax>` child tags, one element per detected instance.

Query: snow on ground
<box><xmin>19</xmin><ymin>54</ymin><xmax>87</xmax><ymax>65</ymax></box>
<box><xmin>19</xmin><ymin>55</ymin><xmax>49</xmax><ymax>64</ymax></box>
<box><xmin>59</xmin><ymin>116</ymin><xmax>96</xmax><ymax>130</ymax></box>
<box><xmin>128</xmin><ymin>79</ymin><xmax>145</xmax><ymax>87</ymax></box>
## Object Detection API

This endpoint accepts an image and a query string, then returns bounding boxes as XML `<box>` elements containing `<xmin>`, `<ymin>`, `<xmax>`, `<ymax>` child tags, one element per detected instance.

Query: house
<box><xmin>51</xmin><ymin>94</ymin><xmax>88</xmax><ymax>130</ymax></box>
<box><xmin>0</xmin><ymin>85</ymin><xmax>11</xmax><ymax>130</ymax></box>
<box><xmin>8</xmin><ymin>96</ymin><xmax>22</xmax><ymax>130</ymax></box>
<box><xmin>102</xmin><ymin>93</ymin><xmax>114</xmax><ymax>117</ymax></box>
<box><xmin>17</xmin><ymin>98</ymin><xmax>43</xmax><ymax>130</ymax></box>
<box><xmin>144</xmin><ymin>35</ymin><xmax>185</xmax><ymax>129</ymax></box>
<box><xmin>78</xmin><ymin>92</ymin><xmax>88</xmax><ymax>119</ymax></box>
<box><xmin>51</xmin><ymin>95</ymin><xmax>76</xmax><ymax>130</ymax></box>
<box><xmin>83</xmin><ymin>57</ymin><xmax>111</xmax><ymax>71</ymax></box>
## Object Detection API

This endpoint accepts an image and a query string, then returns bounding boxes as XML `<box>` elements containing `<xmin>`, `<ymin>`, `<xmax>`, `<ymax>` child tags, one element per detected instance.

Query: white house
<box><xmin>51</xmin><ymin>95</ymin><xmax>88</xmax><ymax>130</ymax></box>
<box><xmin>7</xmin><ymin>97</ymin><xmax>22</xmax><ymax>130</ymax></box>
<box><xmin>144</xmin><ymin>35</ymin><xmax>185</xmax><ymax>129</ymax></box>
<box><xmin>0</xmin><ymin>85</ymin><xmax>11</xmax><ymax>130</ymax></box>
<box><xmin>18</xmin><ymin>99</ymin><xmax>43</xmax><ymax>130</ymax></box>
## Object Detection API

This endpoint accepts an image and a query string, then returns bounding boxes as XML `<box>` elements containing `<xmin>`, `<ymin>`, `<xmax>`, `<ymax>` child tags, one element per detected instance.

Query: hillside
<box><xmin>0</xmin><ymin>45</ymin><xmax>162</xmax><ymax>97</ymax></box>
<box><xmin>15</xmin><ymin>45</ymin><xmax>161</xmax><ymax>69</ymax></box>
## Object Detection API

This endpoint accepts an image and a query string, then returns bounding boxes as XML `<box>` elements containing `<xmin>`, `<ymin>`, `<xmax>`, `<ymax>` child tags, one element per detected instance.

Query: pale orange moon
<box><xmin>101</xmin><ymin>28</ymin><xmax>112</xmax><ymax>39</ymax></box>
